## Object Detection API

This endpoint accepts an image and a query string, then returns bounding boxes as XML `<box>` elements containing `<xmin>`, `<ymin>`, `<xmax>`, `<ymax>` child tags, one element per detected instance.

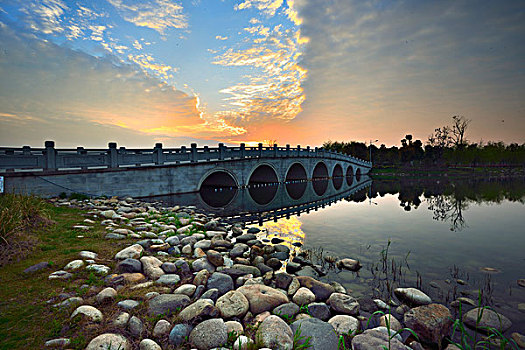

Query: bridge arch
<box><xmin>346</xmin><ymin>165</ymin><xmax>354</xmax><ymax>186</ymax></box>
<box><xmin>332</xmin><ymin>163</ymin><xmax>343</xmax><ymax>190</ymax></box>
<box><xmin>199</xmin><ymin>169</ymin><xmax>239</xmax><ymax>207</ymax></box>
<box><xmin>247</xmin><ymin>163</ymin><xmax>280</xmax><ymax>205</ymax></box>
<box><xmin>285</xmin><ymin>162</ymin><xmax>308</xmax><ymax>200</ymax></box>
<box><xmin>312</xmin><ymin>161</ymin><xmax>329</xmax><ymax>196</ymax></box>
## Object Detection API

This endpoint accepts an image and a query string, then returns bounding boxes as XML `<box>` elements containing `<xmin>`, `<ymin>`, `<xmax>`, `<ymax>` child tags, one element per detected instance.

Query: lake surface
<box><xmin>150</xmin><ymin>176</ymin><xmax>525</xmax><ymax>332</ymax></box>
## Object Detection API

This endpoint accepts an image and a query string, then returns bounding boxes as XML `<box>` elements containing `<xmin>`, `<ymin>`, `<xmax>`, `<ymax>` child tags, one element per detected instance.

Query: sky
<box><xmin>0</xmin><ymin>0</ymin><xmax>523</xmax><ymax>148</ymax></box>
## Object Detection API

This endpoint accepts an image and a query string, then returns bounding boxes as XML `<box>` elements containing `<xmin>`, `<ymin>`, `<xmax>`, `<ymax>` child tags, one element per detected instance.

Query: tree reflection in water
<box><xmin>365</xmin><ymin>177</ymin><xmax>525</xmax><ymax>232</ymax></box>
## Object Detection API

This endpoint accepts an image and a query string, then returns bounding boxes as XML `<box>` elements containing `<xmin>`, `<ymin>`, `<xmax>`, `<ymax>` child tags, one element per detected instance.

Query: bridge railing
<box><xmin>0</xmin><ymin>141</ymin><xmax>372</xmax><ymax>172</ymax></box>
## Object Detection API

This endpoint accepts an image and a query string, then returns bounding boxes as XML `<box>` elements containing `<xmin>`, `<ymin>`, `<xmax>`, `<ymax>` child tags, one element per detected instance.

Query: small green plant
<box><xmin>446</xmin><ymin>292</ymin><xmax>518</xmax><ymax>350</ymax></box>
<box><xmin>292</xmin><ymin>325</ymin><xmax>312</xmax><ymax>350</ymax></box>
<box><xmin>366</xmin><ymin>310</ymin><xmax>419</xmax><ymax>350</ymax></box>
<box><xmin>68</xmin><ymin>192</ymin><xmax>90</xmax><ymax>201</ymax></box>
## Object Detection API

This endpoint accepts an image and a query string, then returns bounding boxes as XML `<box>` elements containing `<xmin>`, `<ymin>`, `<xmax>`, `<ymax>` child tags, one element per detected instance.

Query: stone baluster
<box><xmin>44</xmin><ymin>141</ymin><xmax>56</xmax><ymax>171</ymax></box>
<box><xmin>154</xmin><ymin>143</ymin><xmax>164</xmax><ymax>165</ymax></box>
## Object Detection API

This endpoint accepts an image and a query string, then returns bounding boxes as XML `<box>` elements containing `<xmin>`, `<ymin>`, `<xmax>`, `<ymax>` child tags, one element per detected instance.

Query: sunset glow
<box><xmin>0</xmin><ymin>1</ymin><xmax>523</xmax><ymax>148</ymax></box>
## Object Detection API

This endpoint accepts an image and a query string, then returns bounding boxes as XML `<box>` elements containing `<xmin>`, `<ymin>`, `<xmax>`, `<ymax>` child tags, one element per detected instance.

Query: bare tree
<box><xmin>451</xmin><ymin>115</ymin><xmax>471</xmax><ymax>147</ymax></box>
<box><xmin>263</xmin><ymin>139</ymin><xmax>278</xmax><ymax>147</ymax></box>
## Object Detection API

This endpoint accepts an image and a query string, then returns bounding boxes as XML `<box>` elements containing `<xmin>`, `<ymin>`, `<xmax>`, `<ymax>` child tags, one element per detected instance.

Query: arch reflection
<box><xmin>285</xmin><ymin>163</ymin><xmax>308</xmax><ymax>200</ymax></box>
<box><xmin>346</xmin><ymin>166</ymin><xmax>354</xmax><ymax>186</ymax></box>
<box><xmin>312</xmin><ymin>162</ymin><xmax>329</xmax><ymax>196</ymax></box>
<box><xmin>248</xmin><ymin>164</ymin><xmax>279</xmax><ymax>205</ymax></box>
<box><xmin>332</xmin><ymin>164</ymin><xmax>343</xmax><ymax>190</ymax></box>
<box><xmin>199</xmin><ymin>171</ymin><xmax>238</xmax><ymax>207</ymax></box>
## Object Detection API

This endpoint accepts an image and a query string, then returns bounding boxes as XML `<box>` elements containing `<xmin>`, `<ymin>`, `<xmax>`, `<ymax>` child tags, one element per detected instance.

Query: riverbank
<box><xmin>0</xmin><ymin>195</ymin><xmax>522</xmax><ymax>349</ymax></box>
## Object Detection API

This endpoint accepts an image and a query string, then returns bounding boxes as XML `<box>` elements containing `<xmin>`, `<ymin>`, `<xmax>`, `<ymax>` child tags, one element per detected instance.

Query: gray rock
<box><xmin>201</xmin><ymin>288</ymin><xmax>219</xmax><ymax>302</ymax></box>
<box><xmin>86</xmin><ymin>334</ymin><xmax>130</xmax><ymax>350</ymax></box>
<box><xmin>275</xmin><ymin>272</ymin><xmax>293</xmax><ymax>290</ymax></box>
<box><xmin>155</xmin><ymin>274</ymin><xmax>181</xmax><ymax>286</ymax></box>
<box><xmin>71</xmin><ymin>305</ymin><xmax>103</xmax><ymax>322</ymax></box>
<box><xmin>270</xmin><ymin>251</ymin><xmax>289</xmax><ymax>261</ymax></box>
<box><xmin>53</xmin><ymin>296</ymin><xmax>83</xmax><ymax>309</ymax></box>
<box><xmin>23</xmin><ymin>261</ymin><xmax>50</xmax><ymax>274</ymax></box>
<box><xmin>236</xmin><ymin>234</ymin><xmax>256</xmax><ymax>243</ymax></box>
<box><xmin>105</xmin><ymin>233</ymin><xmax>126</xmax><ymax>239</ymax></box>
<box><xmin>139</xmin><ymin>339</ymin><xmax>161</xmax><ymax>350</ymax></box>
<box><xmin>327</xmin><ymin>292</ymin><xmax>360</xmax><ymax>315</ymax></box>
<box><xmin>293</xmin><ymin>287</ymin><xmax>316</xmax><ymax>306</ymax></box>
<box><xmin>352</xmin><ymin>328</ymin><xmax>408</xmax><ymax>350</ymax></box>
<box><xmin>247</xmin><ymin>227</ymin><xmax>260</xmax><ymax>234</ymax></box>
<box><xmin>195</xmin><ymin>239</ymin><xmax>212</xmax><ymax>250</ymax></box>
<box><xmin>166</xmin><ymin>236</ymin><xmax>180</xmax><ymax>246</ymax></box>
<box><xmin>189</xmin><ymin>318</ymin><xmax>228</xmax><ymax>350</ymax></box>
<box><xmin>112</xmin><ymin>312</ymin><xmax>130</xmax><ymax>328</ymax></box>
<box><xmin>307</xmin><ymin>302</ymin><xmax>331</xmax><ymax>321</ymax></box>
<box><xmin>404</xmin><ymin>304</ymin><xmax>453</xmax><ymax>344</ymax></box>
<box><xmin>174</xmin><ymin>284</ymin><xmax>197</xmax><ymax>296</ymax></box>
<box><xmin>328</xmin><ymin>315</ymin><xmax>359</xmax><ymax>336</ymax></box>
<box><xmin>297</xmin><ymin>276</ymin><xmax>334</xmax><ymax>301</ymax></box>
<box><xmin>128</xmin><ymin>315</ymin><xmax>144</xmax><ymax>338</ymax></box>
<box><xmin>266</xmin><ymin>258</ymin><xmax>282</xmax><ymax>270</ymax></box>
<box><xmin>462</xmin><ymin>307</ymin><xmax>512</xmax><ymax>333</ymax></box>
<box><xmin>178</xmin><ymin>299</ymin><xmax>218</xmax><ymax>324</ymax></box>
<box><xmin>169</xmin><ymin>324</ymin><xmax>193</xmax><ymax>346</ymax></box>
<box><xmin>290</xmin><ymin>317</ymin><xmax>338</xmax><ymax>350</ymax></box>
<box><xmin>207</xmin><ymin>250</ymin><xmax>224</xmax><ymax>267</ymax></box>
<box><xmin>207</xmin><ymin>272</ymin><xmax>234</xmax><ymax>296</ymax></box>
<box><xmin>115</xmin><ymin>244</ymin><xmax>143</xmax><ymax>260</ymax></box>
<box><xmin>86</xmin><ymin>264</ymin><xmax>111</xmax><ymax>275</ymax></box>
<box><xmin>79</xmin><ymin>251</ymin><xmax>98</xmax><ymax>260</ymax></box>
<box><xmin>44</xmin><ymin>338</ymin><xmax>70</xmax><ymax>348</ymax></box>
<box><xmin>216</xmin><ymin>290</ymin><xmax>250</xmax><ymax>318</ymax></box>
<box><xmin>64</xmin><ymin>259</ymin><xmax>84</xmax><ymax>271</ymax></box>
<box><xmin>118</xmin><ymin>258</ymin><xmax>142</xmax><ymax>273</ymax></box>
<box><xmin>161</xmin><ymin>262</ymin><xmax>177</xmax><ymax>273</ymax></box>
<box><xmin>238</xmin><ymin>284</ymin><xmax>289</xmax><ymax>314</ymax></box>
<box><xmin>229</xmin><ymin>244</ymin><xmax>249</xmax><ymax>259</ymax></box>
<box><xmin>256</xmin><ymin>315</ymin><xmax>293</xmax><ymax>350</ymax></box>
<box><xmin>192</xmin><ymin>257</ymin><xmax>216</xmax><ymax>273</ymax></box>
<box><xmin>95</xmin><ymin>287</ymin><xmax>117</xmax><ymax>304</ymax></box>
<box><xmin>273</xmin><ymin>302</ymin><xmax>300</xmax><ymax>319</ymax></box>
<box><xmin>48</xmin><ymin>270</ymin><xmax>73</xmax><ymax>280</ymax></box>
<box><xmin>337</xmin><ymin>258</ymin><xmax>362</xmax><ymax>271</ymax></box>
<box><xmin>148</xmin><ymin>294</ymin><xmax>191</xmax><ymax>316</ymax></box>
<box><xmin>118</xmin><ymin>299</ymin><xmax>140</xmax><ymax>311</ymax></box>
<box><xmin>153</xmin><ymin>319</ymin><xmax>171</xmax><ymax>338</ymax></box>
<box><xmin>175</xmin><ymin>259</ymin><xmax>191</xmax><ymax>276</ymax></box>
<box><xmin>286</xmin><ymin>261</ymin><xmax>301</xmax><ymax>273</ymax></box>
<box><xmin>140</xmin><ymin>256</ymin><xmax>164</xmax><ymax>280</ymax></box>
<box><xmin>232</xmin><ymin>264</ymin><xmax>261</xmax><ymax>277</ymax></box>
<box><xmin>394</xmin><ymin>287</ymin><xmax>432</xmax><ymax>306</ymax></box>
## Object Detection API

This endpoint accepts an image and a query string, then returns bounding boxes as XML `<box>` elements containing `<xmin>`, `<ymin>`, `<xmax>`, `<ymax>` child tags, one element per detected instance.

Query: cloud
<box><xmin>212</xmin><ymin>1</ymin><xmax>307</xmax><ymax>139</ymax></box>
<box><xmin>107</xmin><ymin>0</ymin><xmax>187</xmax><ymax>34</ymax></box>
<box><xmin>0</xmin><ymin>24</ymin><xmax>232</xmax><ymax>147</ymax></box>
<box><xmin>291</xmin><ymin>0</ymin><xmax>525</xmax><ymax>145</ymax></box>
<box><xmin>215</xmin><ymin>35</ymin><xmax>228</xmax><ymax>40</ymax></box>
<box><xmin>18</xmin><ymin>0</ymin><xmax>68</xmax><ymax>34</ymax></box>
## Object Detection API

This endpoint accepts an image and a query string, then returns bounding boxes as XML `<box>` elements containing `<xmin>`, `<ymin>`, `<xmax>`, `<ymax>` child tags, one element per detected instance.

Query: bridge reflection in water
<box><xmin>152</xmin><ymin>174</ymin><xmax>370</xmax><ymax>226</ymax></box>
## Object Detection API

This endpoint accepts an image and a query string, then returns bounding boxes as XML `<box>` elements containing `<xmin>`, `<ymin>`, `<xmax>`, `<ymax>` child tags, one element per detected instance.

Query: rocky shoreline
<box><xmin>31</xmin><ymin>197</ymin><xmax>522</xmax><ymax>350</ymax></box>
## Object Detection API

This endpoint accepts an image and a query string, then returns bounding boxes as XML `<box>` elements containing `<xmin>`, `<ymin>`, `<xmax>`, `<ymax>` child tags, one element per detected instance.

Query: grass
<box><xmin>0</xmin><ymin>198</ymin><xmax>136</xmax><ymax>349</ymax></box>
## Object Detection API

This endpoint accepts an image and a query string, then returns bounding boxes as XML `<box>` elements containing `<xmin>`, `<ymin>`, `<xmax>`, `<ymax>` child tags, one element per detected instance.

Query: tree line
<box><xmin>323</xmin><ymin>116</ymin><xmax>525</xmax><ymax>167</ymax></box>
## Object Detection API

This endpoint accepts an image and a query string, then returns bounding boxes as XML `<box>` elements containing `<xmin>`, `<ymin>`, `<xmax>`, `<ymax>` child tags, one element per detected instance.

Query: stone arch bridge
<box><xmin>0</xmin><ymin>141</ymin><xmax>372</xmax><ymax>199</ymax></box>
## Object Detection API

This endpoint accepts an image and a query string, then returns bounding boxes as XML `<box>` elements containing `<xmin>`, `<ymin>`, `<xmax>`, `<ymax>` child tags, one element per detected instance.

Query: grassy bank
<box><xmin>0</xmin><ymin>195</ymin><xmax>134</xmax><ymax>349</ymax></box>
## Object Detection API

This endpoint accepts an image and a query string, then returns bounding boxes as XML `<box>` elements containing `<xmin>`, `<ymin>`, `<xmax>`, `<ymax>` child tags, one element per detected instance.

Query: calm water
<box><xmin>151</xmin><ymin>176</ymin><xmax>525</xmax><ymax>331</ymax></box>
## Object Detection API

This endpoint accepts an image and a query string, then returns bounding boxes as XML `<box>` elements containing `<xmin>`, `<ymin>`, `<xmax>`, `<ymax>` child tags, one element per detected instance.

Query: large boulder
<box><xmin>148</xmin><ymin>294</ymin><xmax>191</xmax><ymax>316</ymax></box>
<box><xmin>462</xmin><ymin>308</ymin><xmax>512</xmax><ymax>333</ymax></box>
<box><xmin>327</xmin><ymin>292</ymin><xmax>359</xmax><ymax>315</ymax></box>
<box><xmin>216</xmin><ymin>290</ymin><xmax>250</xmax><ymax>318</ymax></box>
<box><xmin>297</xmin><ymin>276</ymin><xmax>334</xmax><ymax>301</ymax></box>
<box><xmin>404</xmin><ymin>303</ymin><xmax>453</xmax><ymax>345</ymax></box>
<box><xmin>255</xmin><ymin>315</ymin><xmax>293</xmax><ymax>350</ymax></box>
<box><xmin>238</xmin><ymin>284</ymin><xmax>289</xmax><ymax>314</ymax></box>
<box><xmin>290</xmin><ymin>317</ymin><xmax>339</xmax><ymax>350</ymax></box>
<box><xmin>189</xmin><ymin>318</ymin><xmax>228</xmax><ymax>350</ymax></box>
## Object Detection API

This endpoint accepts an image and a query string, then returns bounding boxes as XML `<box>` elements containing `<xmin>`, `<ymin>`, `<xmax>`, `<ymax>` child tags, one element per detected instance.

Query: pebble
<box><xmin>71</xmin><ymin>305</ymin><xmax>103</xmax><ymax>322</ymax></box>
<box><xmin>394</xmin><ymin>287</ymin><xmax>432</xmax><ymax>305</ymax></box>
<box><xmin>139</xmin><ymin>339</ymin><xmax>161</xmax><ymax>350</ymax></box>
<box><xmin>128</xmin><ymin>315</ymin><xmax>144</xmax><ymax>338</ymax></box>
<box><xmin>148</xmin><ymin>294</ymin><xmax>190</xmax><ymax>316</ymax></box>
<box><xmin>169</xmin><ymin>324</ymin><xmax>192</xmax><ymax>346</ymax></box>
<box><xmin>152</xmin><ymin>319</ymin><xmax>171</xmax><ymax>338</ymax></box>
<box><xmin>155</xmin><ymin>274</ymin><xmax>181</xmax><ymax>286</ymax></box>
<box><xmin>48</xmin><ymin>270</ymin><xmax>73</xmax><ymax>280</ymax></box>
<box><xmin>189</xmin><ymin>318</ymin><xmax>228</xmax><ymax>350</ymax></box>
<box><xmin>95</xmin><ymin>287</ymin><xmax>117</xmax><ymax>304</ymax></box>
<box><xmin>256</xmin><ymin>315</ymin><xmax>294</xmax><ymax>350</ymax></box>
<box><xmin>117</xmin><ymin>299</ymin><xmax>140</xmax><ymax>311</ymax></box>
<box><xmin>216</xmin><ymin>290</ymin><xmax>250</xmax><ymax>318</ymax></box>
<box><xmin>64</xmin><ymin>260</ymin><xmax>84</xmax><ymax>271</ymax></box>
<box><xmin>174</xmin><ymin>283</ymin><xmax>197</xmax><ymax>296</ymax></box>
<box><xmin>86</xmin><ymin>333</ymin><xmax>130</xmax><ymax>350</ymax></box>
<box><xmin>113</xmin><ymin>312</ymin><xmax>130</xmax><ymax>328</ymax></box>
<box><xmin>44</xmin><ymin>338</ymin><xmax>70</xmax><ymax>348</ymax></box>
